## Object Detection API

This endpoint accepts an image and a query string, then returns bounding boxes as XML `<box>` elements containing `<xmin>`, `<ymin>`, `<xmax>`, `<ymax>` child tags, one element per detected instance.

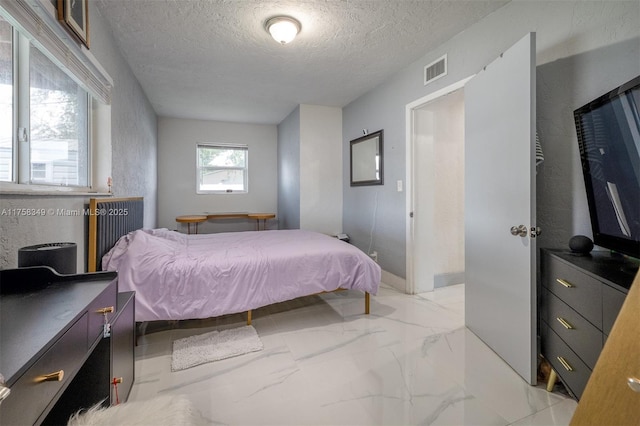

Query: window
<box><xmin>197</xmin><ymin>144</ymin><xmax>248</xmax><ymax>193</ymax></box>
<box><xmin>0</xmin><ymin>15</ymin><xmax>91</xmax><ymax>189</ymax></box>
<box><xmin>29</xmin><ymin>44</ymin><xmax>89</xmax><ymax>186</ymax></box>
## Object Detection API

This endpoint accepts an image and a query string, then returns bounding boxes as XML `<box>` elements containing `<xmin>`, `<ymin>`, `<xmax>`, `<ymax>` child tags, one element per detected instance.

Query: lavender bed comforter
<box><xmin>103</xmin><ymin>228</ymin><xmax>381</xmax><ymax>322</ymax></box>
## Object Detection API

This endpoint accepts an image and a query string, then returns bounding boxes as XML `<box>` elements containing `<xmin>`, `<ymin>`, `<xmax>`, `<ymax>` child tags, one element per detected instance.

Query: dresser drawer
<box><xmin>542</xmin><ymin>289</ymin><xmax>602</xmax><ymax>369</ymax></box>
<box><xmin>87</xmin><ymin>279</ymin><xmax>118</xmax><ymax>348</ymax></box>
<box><xmin>602</xmin><ymin>284</ymin><xmax>626</xmax><ymax>336</ymax></box>
<box><xmin>111</xmin><ymin>291</ymin><xmax>136</xmax><ymax>404</ymax></box>
<box><xmin>541</xmin><ymin>324</ymin><xmax>591</xmax><ymax>400</ymax></box>
<box><xmin>543</xmin><ymin>254</ymin><xmax>602</xmax><ymax>328</ymax></box>
<box><xmin>1</xmin><ymin>313</ymin><xmax>88</xmax><ymax>425</ymax></box>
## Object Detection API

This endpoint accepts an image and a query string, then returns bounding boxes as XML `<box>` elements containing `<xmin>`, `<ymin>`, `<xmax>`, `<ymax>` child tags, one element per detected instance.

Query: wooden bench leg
<box><xmin>365</xmin><ymin>292</ymin><xmax>370</xmax><ymax>315</ymax></box>
<box><xmin>247</xmin><ymin>310</ymin><xmax>252</xmax><ymax>326</ymax></box>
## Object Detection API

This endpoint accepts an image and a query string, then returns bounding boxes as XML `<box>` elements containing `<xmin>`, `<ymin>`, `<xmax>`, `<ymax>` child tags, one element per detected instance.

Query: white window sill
<box><xmin>0</xmin><ymin>183</ymin><xmax>112</xmax><ymax>197</ymax></box>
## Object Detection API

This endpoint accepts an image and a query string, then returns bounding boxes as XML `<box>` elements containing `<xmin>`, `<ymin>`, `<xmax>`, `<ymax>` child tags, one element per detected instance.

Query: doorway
<box><xmin>406</xmin><ymin>78</ymin><xmax>470</xmax><ymax>294</ymax></box>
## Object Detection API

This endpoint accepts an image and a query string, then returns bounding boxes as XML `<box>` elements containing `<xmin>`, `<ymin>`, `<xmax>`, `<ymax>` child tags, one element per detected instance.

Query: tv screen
<box><xmin>574</xmin><ymin>75</ymin><xmax>640</xmax><ymax>260</ymax></box>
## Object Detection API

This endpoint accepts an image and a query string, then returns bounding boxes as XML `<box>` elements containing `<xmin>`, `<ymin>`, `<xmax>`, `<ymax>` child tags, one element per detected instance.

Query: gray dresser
<box><xmin>540</xmin><ymin>249</ymin><xmax>635</xmax><ymax>399</ymax></box>
<box><xmin>0</xmin><ymin>267</ymin><xmax>135</xmax><ymax>425</ymax></box>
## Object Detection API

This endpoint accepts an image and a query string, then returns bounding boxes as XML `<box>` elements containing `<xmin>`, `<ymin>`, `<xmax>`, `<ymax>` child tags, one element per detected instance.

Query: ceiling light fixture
<box><xmin>265</xmin><ymin>16</ymin><xmax>301</xmax><ymax>45</ymax></box>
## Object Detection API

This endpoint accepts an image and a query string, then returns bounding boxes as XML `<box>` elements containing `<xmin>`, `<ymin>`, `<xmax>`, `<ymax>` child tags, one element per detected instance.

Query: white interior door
<box><xmin>464</xmin><ymin>33</ymin><xmax>537</xmax><ymax>384</ymax></box>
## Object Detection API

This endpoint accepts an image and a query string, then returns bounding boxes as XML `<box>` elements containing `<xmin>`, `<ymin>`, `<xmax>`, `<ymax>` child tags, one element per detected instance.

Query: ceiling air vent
<box><xmin>424</xmin><ymin>54</ymin><xmax>447</xmax><ymax>85</ymax></box>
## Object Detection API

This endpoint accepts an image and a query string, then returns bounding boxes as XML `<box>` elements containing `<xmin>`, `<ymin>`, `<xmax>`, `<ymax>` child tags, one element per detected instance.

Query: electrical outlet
<box><xmin>397</xmin><ymin>180</ymin><xmax>403</xmax><ymax>192</ymax></box>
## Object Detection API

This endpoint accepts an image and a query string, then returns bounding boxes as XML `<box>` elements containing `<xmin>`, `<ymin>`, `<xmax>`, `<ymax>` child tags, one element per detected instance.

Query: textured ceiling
<box><xmin>96</xmin><ymin>0</ymin><xmax>508</xmax><ymax>124</ymax></box>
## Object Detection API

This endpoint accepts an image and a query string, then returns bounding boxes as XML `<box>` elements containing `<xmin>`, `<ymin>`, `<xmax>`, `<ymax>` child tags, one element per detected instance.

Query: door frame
<box><xmin>405</xmin><ymin>76</ymin><xmax>473</xmax><ymax>294</ymax></box>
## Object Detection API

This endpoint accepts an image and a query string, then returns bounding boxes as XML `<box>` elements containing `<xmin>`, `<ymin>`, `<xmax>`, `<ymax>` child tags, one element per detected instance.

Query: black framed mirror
<box><xmin>350</xmin><ymin>129</ymin><xmax>384</xmax><ymax>186</ymax></box>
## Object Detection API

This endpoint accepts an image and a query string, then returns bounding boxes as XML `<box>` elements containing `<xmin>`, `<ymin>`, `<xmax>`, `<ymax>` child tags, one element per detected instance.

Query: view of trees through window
<box><xmin>0</xmin><ymin>16</ymin><xmax>89</xmax><ymax>186</ymax></box>
<box><xmin>29</xmin><ymin>44</ymin><xmax>88</xmax><ymax>186</ymax></box>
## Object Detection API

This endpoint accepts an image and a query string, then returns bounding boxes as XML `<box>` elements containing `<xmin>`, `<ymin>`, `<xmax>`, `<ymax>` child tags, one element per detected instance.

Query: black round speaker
<box><xmin>569</xmin><ymin>235</ymin><xmax>594</xmax><ymax>255</ymax></box>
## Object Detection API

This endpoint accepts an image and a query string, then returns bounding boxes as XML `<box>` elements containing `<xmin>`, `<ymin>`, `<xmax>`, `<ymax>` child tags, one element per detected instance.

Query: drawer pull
<box><xmin>36</xmin><ymin>370</ymin><xmax>64</xmax><ymax>383</ymax></box>
<box><xmin>96</xmin><ymin>306</ymin><xmax>114</xmax><ymax>314</ymax></box>
<box><xmin>557</xmin><ymin>357</ymin><xmax>574</xmax><ymax>372</ymax></box>
<box><xmin>628</xmin><ymin>377</ymin><xmax>640</xmax><ymax>393</ymax></box>
<box><xmin>556</xmin><ymin>278</ymin><xmax>574</xmax><ymax>288</ymax></box>
<box><xmin>556</xmin><ymin>317</ymin><xmax>574</xmax><ymax>330</ymax></box>
<box><xmin>0</xmin><ymin>386</ymin><xmax>10</xmax><ymax>404</ymax></box>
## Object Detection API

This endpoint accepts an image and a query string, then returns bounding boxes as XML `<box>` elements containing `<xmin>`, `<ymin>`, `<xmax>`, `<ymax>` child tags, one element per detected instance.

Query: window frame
<box><xmin>0</xmin><ymin>4</ymin><xmax>113</xmax><ymax>195</ymax></box>
<box><xmin>196</xmin><ymin>143</ymin><xmax>249</xmax><ymax>194</ymax></box>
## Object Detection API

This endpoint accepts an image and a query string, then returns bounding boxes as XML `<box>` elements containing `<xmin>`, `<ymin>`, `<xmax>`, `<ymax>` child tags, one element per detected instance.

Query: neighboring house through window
<box><xmin>197</xmin><ymin>144</ymin><xmax>248</xmax><ymax>193</ymax></box>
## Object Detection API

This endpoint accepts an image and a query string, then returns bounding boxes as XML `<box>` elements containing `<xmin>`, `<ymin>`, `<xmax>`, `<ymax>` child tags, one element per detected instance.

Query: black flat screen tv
<box><xmin>574</xmin><ymin>75</ymin><xmax>640</xmax><ymax>260</ymax></box>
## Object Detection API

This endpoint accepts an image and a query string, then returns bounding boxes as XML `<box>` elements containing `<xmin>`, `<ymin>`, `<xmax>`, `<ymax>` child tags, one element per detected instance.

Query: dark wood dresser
<box><xmin>540</xmin><ymin>249</ymin><xmax>636</xmax><ymax>400</ymax></box>
<box><xmin>0</xmin><ymin>267</ymin><xmax>135</xmax><ymax>425</ymax></box>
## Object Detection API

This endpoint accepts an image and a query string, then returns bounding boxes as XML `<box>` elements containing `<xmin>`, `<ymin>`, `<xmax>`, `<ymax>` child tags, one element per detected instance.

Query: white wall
<box><xmin>157</xmin><ymin>117</ymin><xmax>278</xmax><ymax>233</ymax></box>
<box><xmin>413</xmin><ymin>90</ymin><xmax>465</xmax><ymax>293</ymax></box>
<box><xmin>277</xmin><ymin>105</ymin><xmax>343</xmax><ymax>235</ymax></box>
<box><xmin>299</xmin><ymin>105</ymin><xmax>343</xmax><ymax>235</ymax></box>
<box><xmin>343</xmin><ymin>0</ymin><xmax>640</xmax><ymax>278</ymax></box>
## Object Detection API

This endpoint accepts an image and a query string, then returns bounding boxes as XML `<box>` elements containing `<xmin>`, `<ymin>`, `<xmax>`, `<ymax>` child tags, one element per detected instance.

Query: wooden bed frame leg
<box><xmin>365</xmin><ymin>292</ymin><xmax>370</xmax><ymax>315</ymax></box>
<box><xmin>247</xmin><ymin>310</ymin><xmax>252</xmax><ymax>326</ymax></box>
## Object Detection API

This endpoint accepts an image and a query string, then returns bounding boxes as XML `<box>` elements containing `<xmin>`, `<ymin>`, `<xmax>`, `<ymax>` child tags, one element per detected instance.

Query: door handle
<box><xmin>510</xmin><ymin>225</ymin><xmax>528</xmax><ymax>237</ymax></box>
<box><xmin>628</xmin><ymin>377</ymin><xmax>640</xmax><ymax>393</ymax></box>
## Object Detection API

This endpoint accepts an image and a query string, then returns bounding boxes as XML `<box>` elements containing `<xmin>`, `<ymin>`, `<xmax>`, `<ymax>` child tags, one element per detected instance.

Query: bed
<box><xmin>88</xmin><ymin>197</ymin><xmax>380</xmax><ymax>324</ymax></box>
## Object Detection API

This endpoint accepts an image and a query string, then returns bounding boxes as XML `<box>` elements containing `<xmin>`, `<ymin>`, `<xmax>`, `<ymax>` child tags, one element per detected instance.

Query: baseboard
<box><xmin>434</xmin><ymin>271</ymin><xmax>465</xmax><ymax>288</ymax></box>
<box><xmin>381</xmin><ymin>269</ymin><xmax>406</xmax><ymax>293</ymax></box>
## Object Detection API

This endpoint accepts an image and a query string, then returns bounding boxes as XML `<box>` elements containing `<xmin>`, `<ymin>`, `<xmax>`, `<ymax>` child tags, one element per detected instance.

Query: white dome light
<box><xmin>265</xmin><ymin>16</ymin><xmax>301</xmax><ymax>45</ymax></box>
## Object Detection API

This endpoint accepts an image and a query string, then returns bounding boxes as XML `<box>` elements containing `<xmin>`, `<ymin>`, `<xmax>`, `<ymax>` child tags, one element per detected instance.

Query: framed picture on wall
<box><xmin>57</xmin><ymin>0</ymin><xmax>89</xmax><ymax>48</ymax></box>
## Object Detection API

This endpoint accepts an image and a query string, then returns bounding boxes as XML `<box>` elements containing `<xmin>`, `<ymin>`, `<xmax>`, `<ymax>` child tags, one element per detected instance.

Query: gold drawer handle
<box><xmin>0</xmin><ymin>386</ymin><xmax>10</xmax><ymax>403</ymax></box>
<box><xmin>557</xmin><ymin>356</ymin><xmax>574</xmax><ymax>372</ymax></box>
<box><xmin>96</xmin><ymin>306</ymin><xmax>114</xmax><ymax>314</ymax></box>
<box><xmin>556</xmin><ymin>278</ymin><xmax>574</xmax><ymax>288</ymax></box>
<box><xmin>556</xmin><ymin>317</ymin><xmax>574</xmax><ymax>330</ymax></box>
<box><xmin>36</xmin><ymin>370</ymin><xmax>64</xmax><ymax>383</ymax></box>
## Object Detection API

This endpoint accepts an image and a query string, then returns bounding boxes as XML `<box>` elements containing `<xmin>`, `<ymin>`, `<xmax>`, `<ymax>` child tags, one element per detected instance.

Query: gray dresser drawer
<box><xmin>111</xmin><ymin>291</ymin><xmax>135</xmax><ymax>404</ymax></box>
<box><xmin>543</xmin><ymin>255</ymin><xmax>602</xmax><ymax>328</ymax></box>
<box><xmin>87</xmin><ymin>280</ymin><xmax>118</xmax><ymax>348</ymax></box>
<box><xmin>602</xmin><ymin>284</ymin><xmax>626</xmax><ymax>337</ymax></box>
<box><xmin>543</xmin><ymin>289</ymin><xmax>602</xmax><ymax>369</ymax></box>
<box><xmin>542</xmin><ymin>323</ymin><xmax>591</xmax><ymax>400</ymax></box>
<box><xmin>1</xmin><ymin>313</ymin><xmax>88</xmax><ymax>425</ymax></box>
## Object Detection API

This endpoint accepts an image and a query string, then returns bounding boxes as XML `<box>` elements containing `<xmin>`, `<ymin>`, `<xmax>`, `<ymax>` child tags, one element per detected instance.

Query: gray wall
<box><xmin>343</xmin><ymin>0</ymin><xmax>640</xmax><ymax>278</ymax></box>
<box><xmin>277</xmin><ymin>106</ymin><xmax>301</xmax><ymax>230</ymax></box>
<box><xmin>157</xmin><ymin>117</ymin><xmax>278</xmax><ymax>234</ymax></box>
<box><xmin>536</xmin><ymin>37</ymin><xmax>640</xmax><ymax>250</ymax></box>
<box><xmin>0</xmin><ymin>5</ymin><xmax>157</xmax><ymax>271</ymax></box>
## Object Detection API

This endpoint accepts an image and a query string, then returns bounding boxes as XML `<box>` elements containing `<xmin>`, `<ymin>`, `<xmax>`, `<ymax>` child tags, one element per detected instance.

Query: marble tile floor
<box><xmin>130</xmin><ymin>284</ymin><xmax>578</xmax><ymax>425</ymax></box>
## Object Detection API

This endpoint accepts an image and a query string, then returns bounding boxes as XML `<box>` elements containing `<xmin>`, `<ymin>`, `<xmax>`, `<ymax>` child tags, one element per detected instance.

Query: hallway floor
<box><xmin>130</xmin><ymin>284</ymin><xmax>577</xmax><ymax>425</ymax></box>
